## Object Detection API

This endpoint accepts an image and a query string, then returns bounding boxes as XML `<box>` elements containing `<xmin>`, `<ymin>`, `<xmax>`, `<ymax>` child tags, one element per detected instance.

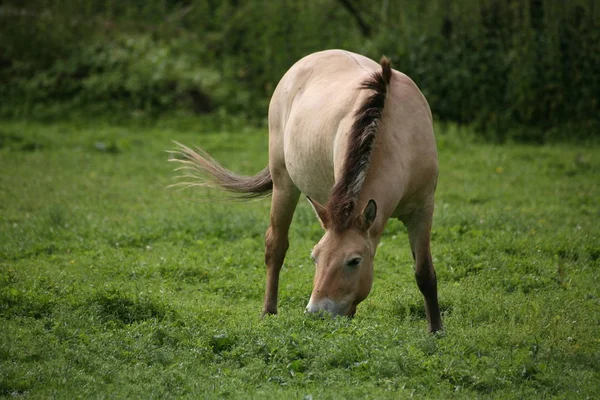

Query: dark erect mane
<box><xmin>326</xmin><ymin>56</ymin><xmax>392</xmax><ymax>231</ymax></box>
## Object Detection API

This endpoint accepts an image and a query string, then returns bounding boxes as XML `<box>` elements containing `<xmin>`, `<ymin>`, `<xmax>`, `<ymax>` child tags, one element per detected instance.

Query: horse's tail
<box><xmin>169</xmin><ymin>142</ymin><xmax>272</xmax><ymax>199</ymax></box>
<box><xmin>327</xmin><ymin>56</ymin><xmax>392</xmax><ymax>230</ymax></box>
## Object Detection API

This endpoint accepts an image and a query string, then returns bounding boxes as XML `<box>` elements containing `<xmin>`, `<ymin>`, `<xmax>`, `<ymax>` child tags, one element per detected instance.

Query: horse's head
<box><xmin>305</xmin><ymin>197</ymin><xmax>377</xmax><ymax>317</ymax></box>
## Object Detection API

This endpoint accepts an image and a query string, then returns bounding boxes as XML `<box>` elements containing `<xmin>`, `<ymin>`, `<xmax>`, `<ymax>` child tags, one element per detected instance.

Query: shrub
<box><xmin>0</xmin><ymin>0</ymin><xmax>598</xmax><ymax>141</ymax></box>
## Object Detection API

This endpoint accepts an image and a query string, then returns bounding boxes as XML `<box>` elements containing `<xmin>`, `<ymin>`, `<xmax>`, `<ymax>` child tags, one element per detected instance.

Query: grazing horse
<box><xmin>172</xmin><ymin>50</ymin><xmax>442</xmax><ymax>332</ymax></box>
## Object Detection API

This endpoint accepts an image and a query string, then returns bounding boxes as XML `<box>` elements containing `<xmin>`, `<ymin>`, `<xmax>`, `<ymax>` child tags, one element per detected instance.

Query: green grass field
<box><xmin>1</xmin><ymin>117</ymin><xmax>599</xmax><ymax>398</ymax></box>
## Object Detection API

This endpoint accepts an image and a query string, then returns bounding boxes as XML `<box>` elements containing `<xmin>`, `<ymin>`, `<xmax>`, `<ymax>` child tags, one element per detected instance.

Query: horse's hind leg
<box><xmin>263</xmin><ymin>170</ymin><xmax>300</xmax><ymax>315</ymax></box>
<box><xmin>403</xmin><ymin>205</ymin><xmax>442</xmax><ymax>332</ymax></box>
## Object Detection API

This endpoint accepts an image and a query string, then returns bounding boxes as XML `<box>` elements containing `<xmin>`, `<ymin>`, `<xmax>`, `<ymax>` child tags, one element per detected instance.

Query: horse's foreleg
<box><xmin>262</xmin><ymin>181</ymin><xmax>300</xmax><ymax>316</ymax></box>
<box><xmin>404</xmin><ymin>206</ymin><xmax>442</xmax><ymax>333</ymax></box>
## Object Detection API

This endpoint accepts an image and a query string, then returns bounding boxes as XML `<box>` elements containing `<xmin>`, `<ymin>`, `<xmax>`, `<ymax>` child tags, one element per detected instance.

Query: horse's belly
<box><xmin>277</xmin><ymin>58</ymin><xmax>360</xmax><ymax>204</ymax></box>
<box><xmin>285</xmin><ymin>148</ymin><xmax>335</xmax><ymax>205</ymax></box>
<box><xmin>282</xmin><ymin>118</ymin><xmax>339</xmax><ymax>204</ymax></box>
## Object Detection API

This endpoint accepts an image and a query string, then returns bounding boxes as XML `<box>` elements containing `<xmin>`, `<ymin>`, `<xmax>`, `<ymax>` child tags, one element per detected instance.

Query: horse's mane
<box><xmin>326</xmin><ymin>57</ymin><xmax>392</xmax><ymax>231</ymax></box>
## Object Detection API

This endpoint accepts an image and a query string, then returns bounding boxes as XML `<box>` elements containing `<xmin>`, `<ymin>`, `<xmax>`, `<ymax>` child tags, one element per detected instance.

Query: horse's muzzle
<box><xmin>305</xmin><ymin>297</ymin><xmax>353</xmax><ymax>317</ymax></box>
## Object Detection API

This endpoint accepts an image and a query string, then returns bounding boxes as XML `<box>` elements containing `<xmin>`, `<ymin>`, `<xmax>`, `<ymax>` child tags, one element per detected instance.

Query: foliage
<box><xmin>373</xmin><ymin>0</ymin><xmax>600</xmax><ymax>142</ymax></box>
<box><xmin>1</xmin><ymin>33</ymin><xmax>221</xmax><ymax>116</ymax></box>
<box><xmin>0</xmin><ymin>0</ymin><xmax>599</xmax><ymax>140</ymax></box>
<box><xmin>0</xmin><ymin>117</ymin><xmax>599</xmax><ymax>397</ymax></box>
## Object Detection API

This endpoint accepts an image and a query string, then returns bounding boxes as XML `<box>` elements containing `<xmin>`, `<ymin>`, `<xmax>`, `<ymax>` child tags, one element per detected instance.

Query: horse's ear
<box><xmin>307</xmin><ymin>196</ymin><xmax>329</xmax><ymax>229</ymax></box>
<box><xmin>361</xmin><ymin>199</ymin><xmax>377</xmax><ymax>230</ymax></box>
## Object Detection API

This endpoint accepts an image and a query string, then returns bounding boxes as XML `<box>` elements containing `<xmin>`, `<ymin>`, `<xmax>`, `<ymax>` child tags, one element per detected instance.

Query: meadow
<box><xmin>0</xmin><ymin>117</ymin><xmax>598</xmax><ymax>398</ymax></box>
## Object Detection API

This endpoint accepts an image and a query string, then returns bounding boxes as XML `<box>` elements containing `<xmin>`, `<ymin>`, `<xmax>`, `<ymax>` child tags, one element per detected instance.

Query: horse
<box><xmin>171</xmin><ymin>49</ymin><xmax>442</xmax><ymax>332</ymax></box>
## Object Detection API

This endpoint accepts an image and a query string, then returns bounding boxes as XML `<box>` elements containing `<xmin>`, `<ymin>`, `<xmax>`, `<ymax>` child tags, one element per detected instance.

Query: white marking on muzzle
<box><xmin>305</xmin><ymin>297</ymin><xmax>345</xmax><ymax>316</ymax></box>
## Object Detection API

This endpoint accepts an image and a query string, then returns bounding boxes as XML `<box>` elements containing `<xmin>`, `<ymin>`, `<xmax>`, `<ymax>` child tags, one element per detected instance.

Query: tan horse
<box><xmin>172</xmin><ymin>50</ymin><xmax>442</xmax><ymax>332</ymax></box>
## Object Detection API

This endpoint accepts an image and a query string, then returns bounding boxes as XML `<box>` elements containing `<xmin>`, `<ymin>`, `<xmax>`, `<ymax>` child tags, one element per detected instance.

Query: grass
<box><xmin>0</xmin><ymin>116</ymin><xmax>599</xmax><ymax>398</ymax></box>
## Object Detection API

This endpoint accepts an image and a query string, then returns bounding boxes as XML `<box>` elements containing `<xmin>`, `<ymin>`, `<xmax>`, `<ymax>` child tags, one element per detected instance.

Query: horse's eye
<box><xmin>347</xmin><ymin>257</ymin><xmax>362</xmax><ymax>267</ymax></box>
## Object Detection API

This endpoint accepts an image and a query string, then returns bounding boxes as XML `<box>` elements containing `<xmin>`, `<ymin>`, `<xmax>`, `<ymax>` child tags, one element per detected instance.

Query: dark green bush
<box><xmin>0</xmin><ymin>0</ymin><xmax>598</xmax><ymax>141</ymax></box>
<box><xmin>367</xmin><ymin>0</ymin><xmax>599</xmax><ymax>141</ymax></box>
<box><xmin>1</xmin><ymin>33</ymin><xmax>222</xmax><ymax>115</ymax></box>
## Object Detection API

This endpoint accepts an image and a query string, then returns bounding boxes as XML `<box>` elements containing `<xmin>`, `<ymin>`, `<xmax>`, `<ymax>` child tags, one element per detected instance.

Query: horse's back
<box><xmin>268</xmin><ymin>50</ymin><xmax>379</xmax><ymax>201</ymax></box>
<box><xmin>268</xmin><ymin>50</ymin><xmax>436</xmax><ymax>210</ymax></box>
<box><xmin>269</xmin><ymin>50</ymin><xmax>378</xmax><ymax>141</ymax></box>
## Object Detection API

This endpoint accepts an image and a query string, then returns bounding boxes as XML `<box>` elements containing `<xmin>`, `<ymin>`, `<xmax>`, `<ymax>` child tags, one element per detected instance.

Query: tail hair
<box><xmin>169</xmin><ymin>142</ymin><xmax>272</xmax><ymax>199</ymax></box>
